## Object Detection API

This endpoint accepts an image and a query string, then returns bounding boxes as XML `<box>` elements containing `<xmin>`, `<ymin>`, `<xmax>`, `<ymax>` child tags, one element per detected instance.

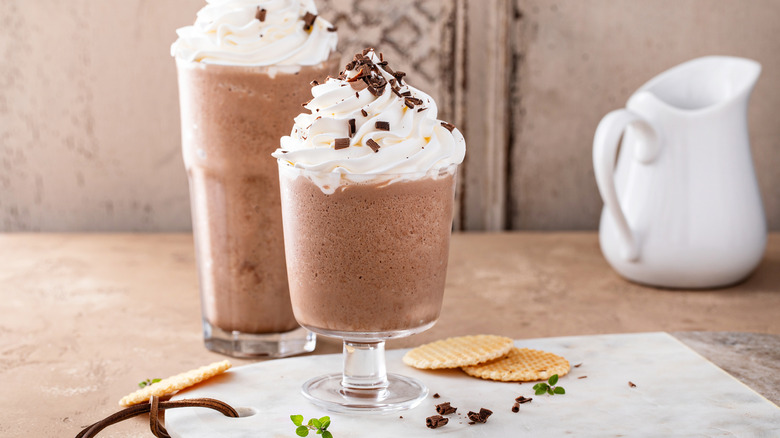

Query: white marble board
<box><xmin>167</xmin><ymin>332</ymin><xmax>780</xmax><ymax>437</ymax></box>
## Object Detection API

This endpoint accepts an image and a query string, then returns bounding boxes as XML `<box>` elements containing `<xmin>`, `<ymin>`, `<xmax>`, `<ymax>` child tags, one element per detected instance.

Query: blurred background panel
<box><xmin>1</xmin><ymin>0</ymin><xmax>778</xmax><ymax>232</ymax></box>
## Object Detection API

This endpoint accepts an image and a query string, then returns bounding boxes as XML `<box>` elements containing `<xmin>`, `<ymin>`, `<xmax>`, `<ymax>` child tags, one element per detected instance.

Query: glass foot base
<box><xmin>203</xmin><ymin>320</ymin><xmax>315</xmax><ymax>358</ymax></box>
<box><xmin>302</xmin><ymin>373</ymin><xmax>428</xmax><ymax>414</ymax></box>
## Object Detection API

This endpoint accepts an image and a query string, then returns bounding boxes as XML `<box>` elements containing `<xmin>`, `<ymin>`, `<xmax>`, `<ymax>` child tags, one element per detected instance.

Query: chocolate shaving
<box><xmin>255</xmin><ymin>8</ymin><xmax>267</xmax><ymax>22</ymax></box>
<box><xmin>574</xmin><ymin>363</ymin><xmax>582</xmax><ymax>368</ymax></box>
<box><xmin>361</xmin><ymin>109</ymin><xmax>368</xmax><ymax>117</ymax></box>
<box><xmin>348</xmin><ymin>119</ymin><xmax>356</xmax><ymax>138</ymax></box>
<box><xmin>350</xmin><ymin>80</ymin><xmax>368</xmax><ymax>91</ymax></box>
<box><xmin>511</xmin><ymin>402</ymin><xmax>520</xmax><ymax>413</ymax></box>
<box><xmin>366</xmin><ymin>138</ymin><xmax>380</xmax><ymax>153</ymax></box>
<box><xmin>404</xmin><ymin>97</ymin><xmax>423</xmax><ymax>108</ymax></box>
<box><xmin>441</xmin><ymin>122</ymin><xmax>456</xmax><ymax>132</ymax></box>
<box><xmin>334</xmin><ymin>138</ymin><xmax>350</xmax><ymax>150</ymax></box>
<box><xmin>375</xmin><ymin>121</ymin><xmax>390</xmax><ymax>131</ymax></box>
<box><xmin>302</xmin><ymin>12</ymin><xmax>317</xmax><ymax>31</ymax></box>
<box><xmin>515</xmin><ymin>396</ymin><xmax>533</xmax><ymax>404</ymax></box>
<box><xmin>426</xmin><ymin>415</ymin><xmax>448</xmax><ymax>429</ymax></box>
<box><xmin>432</xmin><ymin>393</ymin><xmax>440</xmax><ymax>399</ymax></box>
<box><xmin>466</xmin><ymin>408</ymin><xmax>493</xmax><ymax>424</ymax></box>
<box><xmin>578</xmin><ymin>375</ymin><xmax>588</xmax><ymax>379</ymax></box>
<box><xmin>417</xmin><ymin>107</ymin><xmax>425</xmax><ymax>112</ymax></box>
<box><xmin>310</xmin><ymin>80</ymin><xmax>319</xmax><ymax>86</ymax></box>
<box><xmin>435</xmin><ymin>402</ymin><xmax>457</xmax><ymax>415</ymax></box>
<box><xmin>629</xmin><ymin>381</ymin><xmax>637</xmax><ymax>388</ymax></box>
<box><xmin>327</xmin><ymin>25</ymin><xmax>338</xmax><ymax>32</ymax></box>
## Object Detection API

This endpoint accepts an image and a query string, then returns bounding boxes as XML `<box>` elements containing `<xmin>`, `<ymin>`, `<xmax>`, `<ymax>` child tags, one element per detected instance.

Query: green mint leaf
<box><xmin>547</xmin><ymin>388</ymin><xmax>554</xmax><ymax>395</ymax></box>
<box><xmin>548</xmin><ymin>374</ymin><xmax>559</xmax><ymax>386</ymax></box>
<box><xmin>319</xmin><ymin>417</ymin><xmax>331</xmax><ymax>429</ymax></box>
<box><xmin>296</xmin><ymin>425</ymin><xmax>310</xmax><ymax>437</ymax></box>
<box><xmin>554</xmin><ymin>386</ymin><xmax>566</xmax><ymax>394</ymax></box>
<box><xmin>322</xmin><ymin>431</ymin><xmax>333</xmax><ymax>438</ymax></box>
<box><xmin>532</xmin><ymin>383</ymin><xmax>544</xmax><ymax>391</ymax></box>
<box><xmin>291</xmin><ymin>415</ymin><xmax>304</xmax><ymax>426</ymax></box>
<box><xmin>316</xmin><ymin>431</ymin><xmax>322</xmax><ymax>435</ymax></box>
<box><xmin>535</xmin><ymin>387</ymin><xmax>546</xmax><ymax>395</ymax></box>
<box><xmin>151</xmin><ymin>378</ymin><xmax>161</xmax><ymax>384</ymax></box>
<box><xmin>309</xmin><ymin>418</ymin><xmax>322</xmax><ymax>428</ymax></box>
<box><xmin>138</xmin><ymin>381</ymin><xmax>147</xmax><ymax>388</ymax></box>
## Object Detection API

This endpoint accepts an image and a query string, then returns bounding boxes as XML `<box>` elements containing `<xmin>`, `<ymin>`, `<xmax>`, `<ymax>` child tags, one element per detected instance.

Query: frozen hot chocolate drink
<box><xmin>273</xmin><ymin>49</ymin><xmax>466</xmax><ymax>338</ymax></box>
<box><xmin>273</xmin><ymin>49</ymin><xmax>465</xmax><ymax>412</ymax></box>
<box><xmin>172</xmin><ymin>0</ymin><xmax>338</xmax><ymax>357</ymax></box>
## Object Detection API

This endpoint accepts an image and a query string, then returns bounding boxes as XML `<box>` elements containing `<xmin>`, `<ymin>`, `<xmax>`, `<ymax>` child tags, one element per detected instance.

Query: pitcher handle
<box><xmin>593</xmin><ymin>109</ymin><xmax>659</xmax><ymax>262</ymax></box>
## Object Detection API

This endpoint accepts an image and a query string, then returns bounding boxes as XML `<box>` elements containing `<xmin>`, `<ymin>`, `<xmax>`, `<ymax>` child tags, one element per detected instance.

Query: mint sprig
<box><xmin>533</xmin><ymin>374</ymin><xmax>565</xmax><ymax>395</ymax></box>
<box><xmin>291</xmin><ymin>414</ymin><xmax>333</xmax><ymax>438</ymax></box>
<box><xmin>138</xmin><ymin>378</ymin><xmax>161</xmax><ymax>388</ymax></box>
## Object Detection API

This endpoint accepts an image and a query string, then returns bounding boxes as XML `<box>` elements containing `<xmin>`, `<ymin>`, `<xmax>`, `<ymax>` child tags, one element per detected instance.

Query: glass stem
<box><xmin>341</xmin><ymin>340</ymin><xmax>389</xmax><ymax>392</ymax></box>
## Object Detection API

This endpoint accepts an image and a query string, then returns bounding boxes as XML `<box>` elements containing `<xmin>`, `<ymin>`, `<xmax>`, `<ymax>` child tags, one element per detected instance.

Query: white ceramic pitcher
<box><xmin>593</xmin><ymin>56</ymin><xmax>766</xmax><ymax>289</ymax></box>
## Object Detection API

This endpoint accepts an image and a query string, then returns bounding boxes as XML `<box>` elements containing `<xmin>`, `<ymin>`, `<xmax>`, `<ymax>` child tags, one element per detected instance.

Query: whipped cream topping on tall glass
<box><xmin>273</xmin><ymin>49</ymin><xmax>466</xmax><ymax>192</ymax></box>
<box><xmin>171</xmin><ymin>0</ymin><xmax>337</xmax><ymax>69</ymax></box>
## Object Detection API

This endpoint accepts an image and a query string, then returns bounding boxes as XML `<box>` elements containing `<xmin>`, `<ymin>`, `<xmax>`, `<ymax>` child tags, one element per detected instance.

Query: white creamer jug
<box><xmin>593</xmin><ymin>56</ymin><xmax>766</xmax><ymax>288</ymax></box>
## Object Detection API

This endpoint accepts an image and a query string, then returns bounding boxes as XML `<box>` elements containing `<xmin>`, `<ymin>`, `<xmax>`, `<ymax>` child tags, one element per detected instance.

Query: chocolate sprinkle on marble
<box><xmin>515</xmin><ymin>396</ymin><xmax>532</xmax><ymax>404</ymax></box>
<box><xmin>441</xmin><ymin>122</ymin><xmax>456</xmax><ymax>132</ymax></box>
<box><xmin>435</xmin><ymin>402</ymin><xmax>457</xmax><ymax>415</ymax></box>
<box><xmin>511</xmin><ymin>402</ymin><xmax>520</xmax><ymax>413</ymax></box>
<box><xmin>467</xmin><ymin>408</ymin><xmax>492</xmax><ymax>424</ymax></box>
<box><xmin>256</xmin><ymin>8</ymin><xmax>267</xmax><ymax>22</ymax></box>
<box><xmin>426</xmin><ymin>415</ymin><xmax>448</xmax><ymax>429</ymax></box>
<box><xmin>334</xmin><ymin>138</ymin><xmax>350</xmax><ymax>150</ymax></box>
<box><xmin>375</xmin><ymin>121</ymin><xmax>390</xmax><ymax>131</ymax></box>
<box><xmin>366</xmin><ymin>138</ymin><xmax>380</xmax><ymax>152</ymax></box>
<box><xmin>433</xmin><ymin>393</ymin><xmax>440</xmax><ymax>399</ymax></box>
<box><xmin>629</xmin><ymin>381</ymin><xmax>637</xmax><ymax>388</ymax></box>
<box><xmin>302</xmin><ymin>12</ymin><xmax>317</xmax><ymax>31</ymax></box>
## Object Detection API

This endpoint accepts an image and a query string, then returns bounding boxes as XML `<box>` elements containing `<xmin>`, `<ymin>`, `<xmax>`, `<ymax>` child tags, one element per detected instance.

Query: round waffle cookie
<box><xmin>461</xmin><ymin>347</ymin><xmax>570</xmax><ymax>382</ymax></box>
<box><xmin>119</xmin><ymin>360</ymin><xmax>232</xmax><ymax>406</ymax></box>
<box><xmin>402</xmin><ymin>335</ymin><xmax>514</xmax><ymax>370</ymax></box>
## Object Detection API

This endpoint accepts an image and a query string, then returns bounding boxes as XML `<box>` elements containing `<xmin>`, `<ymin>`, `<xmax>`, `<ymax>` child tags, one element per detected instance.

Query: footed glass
<box><xmin>277</xmin><ymin>163</ymin><xmax>458</xmax><ymax>413</ymax></box>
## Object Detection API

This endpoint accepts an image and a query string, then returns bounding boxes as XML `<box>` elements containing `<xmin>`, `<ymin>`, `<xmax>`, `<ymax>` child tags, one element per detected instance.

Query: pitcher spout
<box><xmin>630</xmin><ymin>56</ymin><xmax>761</xmax><ymax>114</ymax></box>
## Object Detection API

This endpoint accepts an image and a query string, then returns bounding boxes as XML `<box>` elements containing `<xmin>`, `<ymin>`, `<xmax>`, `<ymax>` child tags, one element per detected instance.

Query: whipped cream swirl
<box><xmin>171</xmin><ymin>0</ymin><xmax>337</xmax><ymax>67</ymax></box>
<box><xmin>273</xmin><ymin>49</ymin><xmax>466</xmax><ymax>182</ymax></box>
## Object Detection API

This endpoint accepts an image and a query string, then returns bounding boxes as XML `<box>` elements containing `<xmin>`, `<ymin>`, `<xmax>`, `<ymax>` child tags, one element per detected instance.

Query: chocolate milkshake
<box><xmin>273</xmin><ymin>49</ymin><xmax>466</xmax><ymax>339</ymax></box>
<box><xmin>273</xmin><ymin>49</ymin><xmax>466</xmax><ymax>412</ymax></box>
<box><xmin>172</xmin><ymin>0</ymin><xmax>338</xmax><ymax>357</ymax></box>
<box><xmin>278</xmin><ymin>165</ymin><xmax>456</xmax><ymax>336</ymax></box>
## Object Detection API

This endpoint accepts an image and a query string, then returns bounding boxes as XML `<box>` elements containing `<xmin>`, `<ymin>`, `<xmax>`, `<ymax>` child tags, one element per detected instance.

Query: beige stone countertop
<box><xmin>1</xmin><ymin>232</ymin><xmax>778</xmax><ymax>437</ymax></box>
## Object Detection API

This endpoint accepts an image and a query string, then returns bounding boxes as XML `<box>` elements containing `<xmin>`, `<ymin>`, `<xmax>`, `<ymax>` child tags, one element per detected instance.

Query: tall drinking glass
<box><xmin>277</xmin><ymin>162</ymin><xmax>458</xmax><ymax>412</ymax></box>
<box><xmin>176</xmin><ymin>55</ymin><xmax>340</xmax><ymax>357</ymax></box>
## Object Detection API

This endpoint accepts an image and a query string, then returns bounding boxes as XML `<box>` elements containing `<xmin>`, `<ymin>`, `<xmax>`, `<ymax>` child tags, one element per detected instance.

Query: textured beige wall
<box><xmin>2</xmin><ymin>0</ymin><xmax>779</xmax><ymax>231</ymax></box>
<box><xmin>1</xmin><ymin>0</ymin><xmax>201</xmax><ymax>231</ymax></box>
<box><xmin>510</xmin><ymin>0</ymin><xmax>780</xmax><ymax>230</ymax></box>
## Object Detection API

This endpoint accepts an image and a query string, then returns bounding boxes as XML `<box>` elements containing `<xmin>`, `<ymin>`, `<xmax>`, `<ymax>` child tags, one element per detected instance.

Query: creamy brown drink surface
<box><xmin>279</xmin><ymin>169</ymin><xmax>456</xmax><ymax>334</ymax></box>
<box><xmin>178</xmin><ymin>59</ymin><xmax>338</xmax><ymax>333</ymax></box>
